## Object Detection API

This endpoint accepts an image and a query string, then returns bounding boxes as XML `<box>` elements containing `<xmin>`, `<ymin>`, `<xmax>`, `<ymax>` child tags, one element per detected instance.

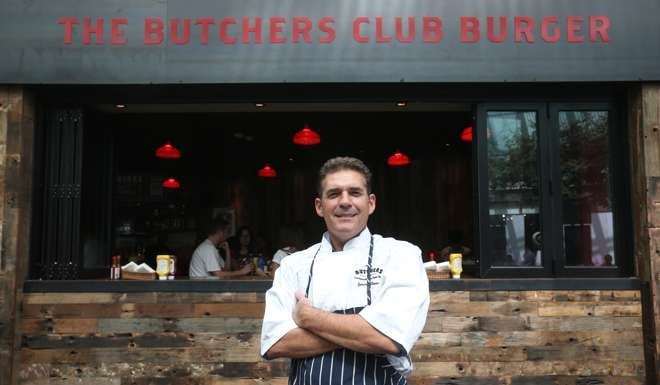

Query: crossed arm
<box><xmin>264</xmin><ymin>292</ymin><xmax>400</xmax><ymax>359</ymax></box>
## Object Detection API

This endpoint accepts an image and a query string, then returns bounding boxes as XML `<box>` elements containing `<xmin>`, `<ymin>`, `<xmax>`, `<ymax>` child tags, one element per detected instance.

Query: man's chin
<box><xmin>331</xmin><ymin>225</ymin><xmax>363</xmax><ymax>239</ymax></box>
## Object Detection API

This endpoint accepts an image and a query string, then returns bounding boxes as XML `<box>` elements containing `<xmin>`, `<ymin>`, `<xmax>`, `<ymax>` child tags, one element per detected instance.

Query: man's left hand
<box><xmin>293</xmin><ymin>291</ymin><xmax>315</xmax><ymax>327</ymax></box>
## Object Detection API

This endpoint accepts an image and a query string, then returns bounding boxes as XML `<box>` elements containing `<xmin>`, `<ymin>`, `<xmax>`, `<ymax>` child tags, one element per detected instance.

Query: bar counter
<box><xmin>24</xmin><ymin>277</ymin><xmax>641</xmax><ymax>292</ymax></box>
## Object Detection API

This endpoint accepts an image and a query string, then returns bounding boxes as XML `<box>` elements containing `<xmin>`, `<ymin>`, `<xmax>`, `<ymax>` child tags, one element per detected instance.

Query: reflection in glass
<box><xmin>486</xmin><ymin>111</ymin><xmax>542</xmax><ymax>267</ymax></box>
<box><xmin>559</xmin><ymin>111</ymin><xmax>614</xmax><ymax>267</ymax></box>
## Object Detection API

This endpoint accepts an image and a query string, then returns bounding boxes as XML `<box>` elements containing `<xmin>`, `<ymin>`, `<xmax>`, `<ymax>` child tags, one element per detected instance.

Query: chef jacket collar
<box><xmin>320</xmin><ymin>227</ymin><xmax>372</xmax><ymax>254</ymax></box>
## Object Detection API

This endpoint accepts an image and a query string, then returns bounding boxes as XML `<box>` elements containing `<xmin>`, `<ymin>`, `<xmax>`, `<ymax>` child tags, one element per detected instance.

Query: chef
<box><xmin>261</xmin><ymin>156</ymin><xmax>429</xmax><ymax>385</ymax></box>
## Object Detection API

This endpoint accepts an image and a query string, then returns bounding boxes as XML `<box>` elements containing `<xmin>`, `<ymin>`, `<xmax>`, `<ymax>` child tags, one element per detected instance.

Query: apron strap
<box><xmin>304</xmin><ymin>244</ymin><xmax>322</xmax><ymax>298</ymax></box>
<box><xmin>366</xmin><ymin>235</ymin><xmax>374</xmax><ymax>306</ymax></box>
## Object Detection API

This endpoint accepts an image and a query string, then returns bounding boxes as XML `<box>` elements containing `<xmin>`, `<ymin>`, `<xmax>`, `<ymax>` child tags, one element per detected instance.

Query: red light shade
<box><xmin>292</xmin><ymin>124</ymin><xmax>321</xmax><ymax>146</ymax></box>
<box><xmin>461</xmin><ymin>126</ymin><xmax>473</xmax><ymax>142</ymax></box>
<box><xmin>258</xmin><ymin>164</ymin><xmax>277</xmax><ymax>178</ymax></box>
<box><xmin>387</xmin><ymin>151</ymin><xmax>411</xmax><ymax>167</ymax></box>
<box><xmin>162</xmin><ymin>177</ymin><xmax>180</xmax><ymax>189</ymax></box>
<box><xmin>155</xmin><ymin>142</ymin><xmax>181</xmax><ymax>159</ymax></box>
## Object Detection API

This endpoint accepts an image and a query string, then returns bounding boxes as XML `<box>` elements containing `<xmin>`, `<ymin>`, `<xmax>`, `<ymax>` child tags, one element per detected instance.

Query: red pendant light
<box><xmin>387</xmin><ymin>151</ymin><xmax>411</xmax><ymax>167</ymax></box>
<box><xmin>460</xmin><ymin>126</ymin><xmax>473</xmax><ymax>142</ymax></box>
<box><xmin>292</xmin><ymin>124</ymin><xmax>321</xmax><ymax>146</ymax></box>
<box><xmin>155</xmin><ymin>142</ymin><xmax>182</xmax><ymax>159</ymax></box>
<box><xmin>162</xmin><ymin>177</ymin><xmax>180</xmax><ymax>189</ymax></box>
<box><xmin>258</xmin><ymin>164</ymin><xmax>277</xmax><ymax>178</ymax></box>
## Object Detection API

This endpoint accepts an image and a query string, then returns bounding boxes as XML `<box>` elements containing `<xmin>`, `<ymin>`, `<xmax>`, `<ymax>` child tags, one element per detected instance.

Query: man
<box><xmin>189</xmin><ymin>218</ymin><xmax>253</xmax><ymax>279</ymax></box>
<box><xmin>261</xmin><ymin>157</ymin><xmax>429</xmax><ymax>385</ymax></box>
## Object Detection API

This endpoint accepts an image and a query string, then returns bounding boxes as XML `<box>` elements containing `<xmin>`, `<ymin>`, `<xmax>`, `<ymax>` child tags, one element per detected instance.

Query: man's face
<box><xmin>315</xmin><ymin>169</ymin><xmax>375</xmax><ymax>248</ymax></box>
<box><xmin>210</xmin><ymin>229</ymin><xmax>226</xmax><ymax>246</ymax></box>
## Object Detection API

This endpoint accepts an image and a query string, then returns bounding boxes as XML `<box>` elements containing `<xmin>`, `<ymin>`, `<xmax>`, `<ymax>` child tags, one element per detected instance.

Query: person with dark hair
<box><xmin>261</xmin><ymin>156</ymin><xmax>429</xmax><ymax>384</ymax></box>
<box><xmin>229</xmin><ymin>226</ymin><xmax>259</xmax><ymax>270</ymax></box>
<box><xmin>189</xmin><ymin>218</ymin><xmax>252</xmax><ymax>279</ymax></box>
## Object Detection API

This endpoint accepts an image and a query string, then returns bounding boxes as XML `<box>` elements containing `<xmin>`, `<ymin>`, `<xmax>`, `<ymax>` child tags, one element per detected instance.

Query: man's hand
<box><xmin>293</xmin><ymin>291</ymin><xmax>314</xmax><ymax>327</ymax></box>
<box><xmin>265</xmin><ymin>291</ymin><xmax>338</xmax><ymax>359</ymax></box>
<box><xmin>291</xmin><ymin>291</ymin><xmax>400</xmax><ymax>355</ymax></box>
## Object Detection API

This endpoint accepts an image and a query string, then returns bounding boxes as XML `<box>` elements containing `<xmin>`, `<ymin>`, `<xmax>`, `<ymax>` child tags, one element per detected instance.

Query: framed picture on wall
<box><xmin>212</xmin><ymin>207</ymin><xmax>236</xmax><ymax>237</ymax></box>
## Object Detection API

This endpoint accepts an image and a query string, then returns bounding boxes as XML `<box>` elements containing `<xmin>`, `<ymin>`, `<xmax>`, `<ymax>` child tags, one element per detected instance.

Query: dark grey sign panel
<box><xmin>1</xmin><ymin>0</ymin><xmax>659</xmax><ymax>83</ymax></box>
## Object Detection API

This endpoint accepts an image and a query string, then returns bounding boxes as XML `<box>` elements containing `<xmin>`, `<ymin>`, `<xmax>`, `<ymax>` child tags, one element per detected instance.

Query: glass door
<box><xmin>476</xmin><ymin>105</ymin><xmax>552</xmax><ymax>277</ymax></box>
<box><xmin>549</xmin><ymin>104</ymin><xmax>624</xmax><ymax>276</ymax></box>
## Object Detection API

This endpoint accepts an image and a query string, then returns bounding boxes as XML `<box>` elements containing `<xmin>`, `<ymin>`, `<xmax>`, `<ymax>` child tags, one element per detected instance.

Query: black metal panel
<box><xmin>22</xmin><ymin>277</ymin><xmax>641</xmax><ymax>293</ymax></box>
<box><xmin>38</xmin><ymin>109</ymin><xmax>83</xmax><ymax>279</ymax></box>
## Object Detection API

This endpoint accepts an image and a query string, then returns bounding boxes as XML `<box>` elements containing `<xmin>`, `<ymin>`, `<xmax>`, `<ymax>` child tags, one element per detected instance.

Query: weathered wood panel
<box><xmin>0</xmin><ymin>86</ymin><xmax>35</xmax><ymax>385</ymax></box>
<box><xmin>16</xmin><ymin>290</ymin><xmax>646</xmax><ymax>385</ymax></box>
<box><xmin>639</xmin><ymin>84</ymin><xmax>660</xmax><ymax>384</ymax></box>
<box><xmin>21</xmin><ymin>303</ymin><xmax>266</xmax><ymax>319</ymax></box>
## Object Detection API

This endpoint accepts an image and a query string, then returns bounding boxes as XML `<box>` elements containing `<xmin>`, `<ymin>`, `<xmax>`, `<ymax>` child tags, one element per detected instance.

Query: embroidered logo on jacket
<box><xmin>354</xmin><ymin>265</ymin><xmax>383</xmax><ymax>286</ymax></box>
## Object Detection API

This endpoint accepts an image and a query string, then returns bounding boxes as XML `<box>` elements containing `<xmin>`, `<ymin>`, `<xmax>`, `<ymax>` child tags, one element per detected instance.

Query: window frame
<box><xmin>477</xmin><ymin>102</ymin><xmax>632</xmax><ymax>278</ymax></box>
<box><xmin>549</xmin><ymin>103</ymin><xmax>632</xmax><ymax>277</ymax></box>
<box><xmin>477</xmin><ymin>103</ymin><xmax>553</xmax><ymax>278</ymax></box>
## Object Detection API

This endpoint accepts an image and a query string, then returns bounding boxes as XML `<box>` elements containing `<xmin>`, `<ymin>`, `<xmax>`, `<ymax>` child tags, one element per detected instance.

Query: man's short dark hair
<box><xmin>207</xmin><ymin>217</ymin><xmax>229</xmax><ymax>236</ymax></box>
<box><xmin>317</xmin><ymin>156</ymin><xmax>372</xmax><ymax>196</ymax></box>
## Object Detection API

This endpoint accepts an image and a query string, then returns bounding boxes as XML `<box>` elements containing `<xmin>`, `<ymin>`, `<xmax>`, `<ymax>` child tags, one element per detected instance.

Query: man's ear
<box><xmin>314</xmin><ymin>197</ymin><xmax>324</xmax><ymax>217</ymax></box>
<box><xmin>368</xmin><ymin>193</ymin><xmax>376</xmax><ymax>215</ymax></box>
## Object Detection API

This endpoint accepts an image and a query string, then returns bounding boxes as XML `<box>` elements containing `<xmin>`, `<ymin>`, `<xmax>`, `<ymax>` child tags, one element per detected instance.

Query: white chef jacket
<box><xmin>260</xmin><ymin>227</ymin><xmax>429</xmax><ymax>376</ymax></box>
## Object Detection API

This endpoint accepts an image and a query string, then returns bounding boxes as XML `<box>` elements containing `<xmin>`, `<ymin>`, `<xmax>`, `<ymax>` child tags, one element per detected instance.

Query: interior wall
<box><xmin>99</xmin><ymin>110</ymin><xmax>473</xmax><ymax>275</ymax></box>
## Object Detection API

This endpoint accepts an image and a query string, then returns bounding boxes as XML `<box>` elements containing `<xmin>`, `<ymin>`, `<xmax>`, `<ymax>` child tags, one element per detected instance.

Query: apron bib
<box><xmin>289</xmin><ymin>237</ymin><xmax>407</xmax><ymax>385</ymax></box>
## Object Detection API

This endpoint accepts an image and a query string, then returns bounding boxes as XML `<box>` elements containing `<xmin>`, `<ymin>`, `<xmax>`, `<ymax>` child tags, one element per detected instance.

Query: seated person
<box><xmin>268</xmin><ymin>225</ymin><xmax>305</xmax><ymax>276</ymax></box>
<box><xmin>269</xmin><ymin>245</ymin><xmax>297</xmax><ymax>276</ymax></box>
<box><xmin>229</xmin><ymin>225</ymin><xmax>271</xmax><ymax>277</ymax></box>
<box><xmin>229</xmin><ymin>226</ymin><xmax>259</xmax><ymax>270</ymax></box>
<box><xmin>189</xmin><ymin>218</ymin><xmax>252</xmax><ymax>279</ymax></box>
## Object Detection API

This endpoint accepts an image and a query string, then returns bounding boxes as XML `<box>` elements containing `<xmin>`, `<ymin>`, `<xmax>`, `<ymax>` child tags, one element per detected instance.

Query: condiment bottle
<box><xmin>111</xmin><ymin>255</ymin><xmax>121</xmax><ymax>280</ymax></box>
<box><xmin>449</xmin><ymin>252</ymin><xmax>463</xmax><ymax>279</ymax></box>
<box><xmin>168</xmin><ymin>255</ymin><xmax>177</xmax><ymax>280</ymax></box>
<box><xmin>156</xmin><ymin>255</ymin><xmax>170</xmax><ymax>280</ymax></box>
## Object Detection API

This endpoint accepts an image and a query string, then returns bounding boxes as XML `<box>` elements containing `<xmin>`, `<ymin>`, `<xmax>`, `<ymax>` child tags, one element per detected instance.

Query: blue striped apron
<box><xmin>289</xmin><ymin>236</ymin><xmax>407</xmax><ymax>385</ymax></box>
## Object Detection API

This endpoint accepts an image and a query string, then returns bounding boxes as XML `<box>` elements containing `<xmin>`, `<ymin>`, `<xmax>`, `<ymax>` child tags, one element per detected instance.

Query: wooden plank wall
<box><xmin>630</xmin><ymin>84</ymin><xmax>660</xmax><ymax>384</ymax></box>
<box><xmin>0</xmin><ymin>86</ymin><xmax>35</xmax><ymax>385</ymax></box>
<box><xmin>16</xmin><ymin>290</ymin><xmax>644</xmax><ymax>385</ymax></box>
<box><xmin>641</xmin><ymin>84</ymin><xmax>660</xmax><ymax>384</ymax></box>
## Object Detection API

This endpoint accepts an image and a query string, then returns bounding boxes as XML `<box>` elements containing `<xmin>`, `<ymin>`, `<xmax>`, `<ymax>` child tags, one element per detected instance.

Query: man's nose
<box><xmin>338</xmin><ymin>191</ymin><xmax>351</xmax><ymax>206</ymax></box>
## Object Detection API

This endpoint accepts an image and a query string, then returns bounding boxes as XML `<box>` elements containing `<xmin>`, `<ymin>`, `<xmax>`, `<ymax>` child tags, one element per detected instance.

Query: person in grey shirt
<box><xmin>189</xmin><ymin>218</ymin><xmax>252</xmax><ymax>279</ymax></box>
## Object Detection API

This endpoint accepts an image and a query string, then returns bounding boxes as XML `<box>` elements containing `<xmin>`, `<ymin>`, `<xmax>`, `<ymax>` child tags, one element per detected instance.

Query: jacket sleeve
<box><xmin>358</xmin><ymin>243</ymin><xmax>429</xmax><ymax>374</ymax></box>
<box><xmin>260</xmin><ymin>258</ymin><xmax>299</xmax><ymax>357</ymax></box>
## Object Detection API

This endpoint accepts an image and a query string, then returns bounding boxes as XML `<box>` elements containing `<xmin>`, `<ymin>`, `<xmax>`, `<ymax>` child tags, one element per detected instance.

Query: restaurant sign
<box><xmin>1</xmin><ymin>0</ymin><xmax>659</xmax><ymax>83</ymax></box>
